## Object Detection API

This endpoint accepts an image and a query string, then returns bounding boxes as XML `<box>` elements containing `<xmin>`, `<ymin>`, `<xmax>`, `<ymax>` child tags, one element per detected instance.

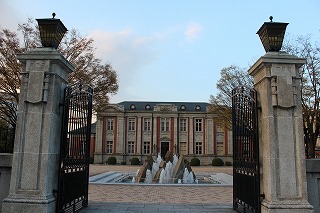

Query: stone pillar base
<box><xmin>261</xmin><ymin>201</ymin><xmax>314</xmax><ymax>213</ymax></box>
<box><xmin>2</xmin><ymin>196</ymin><xmax>56</xmax><ymax>213</ymax></box>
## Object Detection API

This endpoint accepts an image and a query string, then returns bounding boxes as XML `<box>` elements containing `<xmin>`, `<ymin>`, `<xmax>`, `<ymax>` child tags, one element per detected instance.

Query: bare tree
<box><xmin>209</xmin><ymin>65</ymin><xmax>253</xmax><ymax>127</ymax></box>
<box><xmin>59</xmin><ymin>29</ymin><xmax>118</xmax><ymax>110</ymax></box>
<box><xmin>0</xmin><ymin>29</ymin><xmax>22</xmax><ymax>128</ymax></box>
<box><xmin>0</xmin><ymin>18</ymin><xmax>119</xmax><ymax>127</ymax></box>
<box><xmin>283</xmin><ymin>34</ymin><xmax>320</xmax><ymax>158</ymax></box>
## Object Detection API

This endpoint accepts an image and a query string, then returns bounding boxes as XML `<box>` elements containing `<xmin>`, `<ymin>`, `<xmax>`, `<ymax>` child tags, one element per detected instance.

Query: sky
<box><xmin>1</xmin><ymin>0</ymin><xmax>320</xmax><ymax>104</ymax></box>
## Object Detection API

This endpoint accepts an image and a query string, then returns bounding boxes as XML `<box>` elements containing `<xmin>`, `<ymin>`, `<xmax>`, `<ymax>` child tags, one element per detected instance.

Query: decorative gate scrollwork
<box><xmin>57</xmin><ymin>84</ymin><xmax>93</xmax><ymax>213</ymax></box>
<box><xmin>232</xmin><ymin>86</ymin><xmax>260</xmax><ymax>213</ymax></box>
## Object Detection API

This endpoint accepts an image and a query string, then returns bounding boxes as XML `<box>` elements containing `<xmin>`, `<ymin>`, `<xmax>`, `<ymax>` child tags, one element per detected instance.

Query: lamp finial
<box><xmin>269</xmin><ymin>16</ymin><xmax>273</xmax><ymax>22</ymax></box>
<box><xmin>52</xmin><ymin>12</ymin><xmax>56</xmax><ymax>19</ymax></box>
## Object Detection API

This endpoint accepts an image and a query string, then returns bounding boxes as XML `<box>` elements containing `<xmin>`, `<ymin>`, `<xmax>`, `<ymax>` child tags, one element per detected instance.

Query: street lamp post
<box><xmin>256</xmin><ymin>16</ymin><xmax>288</xmax><ymax>52</ymax></box>
<box><xmin>36</xmin><ymin>13</ymin><xmax>67</xmax><ymax>49</ymax></box>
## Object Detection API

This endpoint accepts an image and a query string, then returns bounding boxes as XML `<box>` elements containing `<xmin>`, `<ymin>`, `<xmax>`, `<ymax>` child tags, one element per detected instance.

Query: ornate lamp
<box><xmin>36</xmin><ymin>13</ymin><xmax>67</xmax><ymax>49</ymax></box>
<box><xmin>256</xmin><ymin>16</ymin><xmax>288</xmax><ymax>52</ymax></box>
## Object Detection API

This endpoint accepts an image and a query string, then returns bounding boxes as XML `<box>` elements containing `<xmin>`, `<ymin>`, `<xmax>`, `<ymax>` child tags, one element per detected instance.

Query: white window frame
<box><xmin>195</xmin><ymin>118</ymin><xmax>202</xmax><ymax>132</ymax></box>
<box><xmin>195</xmin><ymin>142</ymin><xmax>202</xmax><ymax>155</ymax></box>
<box><xmin>143</xmin><ymin>141</ymin><xmax>151</xmax><ymax>155</ymax></box>
<box><xmin>161</xmin><ymin>118</ymin><xmax>170</xmax><ymax>132</ymax></box>
<box><xmin>180</xmin><ymin>118</ymin><xmax>187</xmax><ymax>132</ymax></box>
<box><xmin>180</xmin><ymin>141</ymin><xmax>187</xmax><ymax>155</ymax></box>
<box><xmin>107</xmin><ymin>118</ymin><xmax>114</xmax><ymax>131</ymax></box>
<box><xmin>128</xmin><ymin>141</ymin><xmax>135</xmax><ymax>154</ymax></box>
<box><xmin>144</xmin><ymin>118</ymin><xmax>151</xmax><ymax>131</ymax></box>
<box><xmin>106</xmin><ymin>141</ymin><xmax>113</xmax><ymax>154</ymax></box>
<box><xmin>128</xmin><ymin>118</ymin><xmax>135</xmax><ymax>131</ymax></box>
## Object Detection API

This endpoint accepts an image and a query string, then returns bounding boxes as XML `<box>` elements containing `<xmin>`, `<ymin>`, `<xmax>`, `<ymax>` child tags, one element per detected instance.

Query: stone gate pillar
<box><xmin>248</xmin><ymin>51</ymin><xmax>313</xmax><ymax>212</ymax></box>
<box><xmin>2</xmin><ymin>48</ymin><xmax>73</xmax><ymax>213</ymax></box>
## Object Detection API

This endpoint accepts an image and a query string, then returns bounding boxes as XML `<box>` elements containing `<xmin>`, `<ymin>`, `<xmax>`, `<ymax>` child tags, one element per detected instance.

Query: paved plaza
<box><xmin>81</xmin><ymin>165</ymin><xmax>236</xmax><ymax>213</ymax></box>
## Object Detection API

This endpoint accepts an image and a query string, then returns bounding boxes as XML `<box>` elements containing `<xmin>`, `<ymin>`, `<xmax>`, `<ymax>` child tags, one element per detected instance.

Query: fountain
<box><xmin>89</xmin><ymin>150</ymin><xmax>233</xmax><ymax>185</ymax></box>
<box><xmin>134</xmin><ymin>151</ymin><xmax>196</xmax><ymax>184</ymax></box>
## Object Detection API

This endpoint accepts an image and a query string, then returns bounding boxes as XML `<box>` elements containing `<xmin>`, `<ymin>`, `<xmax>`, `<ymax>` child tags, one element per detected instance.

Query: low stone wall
<box><xmin>0</xmin><ymin>153</ymin><xmax>12</xmax><ymax>210</ymax></box>
<box><xmin>306</xmin><ymin>159</ymin><xmax>320</xmax><ymax>212</ymax></box>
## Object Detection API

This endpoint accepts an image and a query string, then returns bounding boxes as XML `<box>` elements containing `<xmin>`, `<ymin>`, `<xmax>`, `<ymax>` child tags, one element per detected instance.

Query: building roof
<box><xmin>117</xmin><ymin>101</ymin><xmax>210</xmax><ymax>112</ymax></box>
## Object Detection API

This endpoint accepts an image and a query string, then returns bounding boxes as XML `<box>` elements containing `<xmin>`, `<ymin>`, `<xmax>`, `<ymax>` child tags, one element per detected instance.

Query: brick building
<box><xmin>93</xmin><ymin>101</ymin><xmax>232</xmax><ymax>165</ymax></box>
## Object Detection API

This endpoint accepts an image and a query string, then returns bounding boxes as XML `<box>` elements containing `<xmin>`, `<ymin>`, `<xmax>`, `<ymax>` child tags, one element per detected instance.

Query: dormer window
<box><xmin>130</xmin><ymin>104</ymin><xmax>136</xmax><ymax>110</ymax></box>
<box><xmin>195</xmin><ymin>105</ymin><xmax>201</xmax><ymax>110</ymax></box>
<box><xmin>145</xmin><ymin>104</ymin><xmax>151</xmax><ymax>110</ymax></box>
<box><xmin>180</xmin><ymin>105</ymin><xmax>186</xmax><ymax>110</ymax></box>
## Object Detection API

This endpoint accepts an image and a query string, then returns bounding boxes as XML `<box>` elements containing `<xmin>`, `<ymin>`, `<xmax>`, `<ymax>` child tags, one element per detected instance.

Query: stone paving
<box><xmin>81</xmin><ymin>164</ymin><xmax>236</xmax><ymax>213</ymax></box>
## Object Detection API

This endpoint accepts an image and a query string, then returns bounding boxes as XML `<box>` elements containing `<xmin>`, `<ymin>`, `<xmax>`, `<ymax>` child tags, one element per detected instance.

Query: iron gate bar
<box><xmin>232</xmin><ymin>86</ymin><xmax>260</xmax><ymax>213</ymax></box>
<box><xmin>57</xmin><ymin>84</ymin><xmax>93</xmax><ymax>213</ymax></box>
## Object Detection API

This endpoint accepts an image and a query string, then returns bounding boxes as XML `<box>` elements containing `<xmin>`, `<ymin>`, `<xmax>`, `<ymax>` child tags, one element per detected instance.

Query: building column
<box><xmin>117</xmin><ymin>116</ymin><xmax>124</xmax><ymax>157</ymax></box>
<box><xmin>94</xmin><ymin>116</ymin><xmax>104</xmax><ymax>163</ymax></box>
<box><xmin>2</xmin><ymin>48</ymin><xmax>73</xmax><ymax>213</ymax></box>
<box><xmin>248</xmin><ymin>51</ymin><xmax>313</xmax><ymax>213</ymax></box>
<box><xmin>189</xmin><ymin>117</ymin><xmax>194</xmax><ymax>154</ymax></box>
<box><xmin>203</xmin><ymin>118</ymin><xmax>206</xmax><ymax>154</ymax></box>
<box><xmin>206</xmin><ymin>118</ymin><xmax>213</xmax><ymax>155</ymax></box>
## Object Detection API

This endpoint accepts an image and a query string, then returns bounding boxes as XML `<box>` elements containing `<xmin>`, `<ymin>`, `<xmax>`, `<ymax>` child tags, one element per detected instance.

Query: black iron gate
<box><xmin>232</xmin><ymin>86</ymin><xmax>260</xmax><ymax>213</ymax></box>
<box><xmin>57</xmin><ymin>84</ymin><xmax>93</xmax><ymax>213</ymax></box>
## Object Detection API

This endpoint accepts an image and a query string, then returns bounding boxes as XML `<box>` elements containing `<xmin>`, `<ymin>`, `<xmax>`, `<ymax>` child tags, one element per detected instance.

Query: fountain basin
<box><xmin>89</xmin><ymin>171</ymin><xmax>233</xmax><ymax>186</ymax></box>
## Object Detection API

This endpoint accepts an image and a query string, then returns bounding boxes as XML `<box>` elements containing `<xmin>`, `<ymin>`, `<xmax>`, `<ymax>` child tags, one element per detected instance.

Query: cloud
<box><xmin>0</xmin><ymin>1</ymin><xmax>24</xmax><ymax>31</ymax></box>
<box><xmin>89</xmin><ymin>29</ymin><xmax>168</xmax><ymax>102</ymax></box>
<box><xmin>184</xmin><ymin>22</ymin><xmax>203</xmax><ymax>43</ymax></box>
<box><xmin>89</xmin><ymin>24</ymin><xmax>201</xmax><ymax>103</ymax></box>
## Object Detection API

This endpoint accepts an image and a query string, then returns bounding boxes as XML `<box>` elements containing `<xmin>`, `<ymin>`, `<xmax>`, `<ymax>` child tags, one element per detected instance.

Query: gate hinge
<box><xmin>53</xmin><ymin>189</ymin><xmax>58</xmax><ymax>194</ymax></box>
<box><xmin>260</xmin><ymin>193</ymin><xmax>265</xmax><ymax>198</ymax></box>
<box><xmin>59</xmin><ymin>103</ymin><xmax>64</xmax><ymax>107</ymax></box>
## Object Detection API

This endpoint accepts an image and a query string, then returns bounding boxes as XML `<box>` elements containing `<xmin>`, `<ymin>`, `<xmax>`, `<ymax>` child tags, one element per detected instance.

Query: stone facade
<box><xmin>249</xmin><ymin>51</ymin><xmax>313</xmax><ymax>212</ymax></box>
<box><xmin>94</xmin><ymin>101</ymin><xmax>232</xmax><ymax>165</ymax></box>
<box><xmin>1</xmin><ymin>48</ymin><xmax>73</xmax><ymax>213</ymax></box>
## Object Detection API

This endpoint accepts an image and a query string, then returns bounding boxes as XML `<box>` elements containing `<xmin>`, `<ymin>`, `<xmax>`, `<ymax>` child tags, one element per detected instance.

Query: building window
<box><xmin>216</xmin><ymin>132</ymin><xmax>224</xmax><ymax>143</ymax></box>
<box><xmin>128</xmin><ymin>141</ymin><xmax>135</xmax><ymax>154</ymax></box>
<box><xmin>143</xmin><ymin>141</ymin><xmax>151</xmax><ymax>154</ymax></box>
<box><xmin>144</xmin><ymin>118</ymin><xmax>151</xmax><ymax>131</ymax></box>
<box><xmin>180</xmin><ymin>118</ymin><xmax>187</xmax><ymax>132</ymax></box>
<box><xmin>180</xmin><ymin>142</ymin><xmax>187</xmax><ymax>155</ymax></box>
<box><xmin>106</xmin><ymin>141</ymin><xmax>113</xmax><ymax>154</ymax></box>
<box><xmin>128</xmin><ymin>118</ymin><xmax>135</xmax><ymax>131</ymax></box>
<box><xmin>195</xmin><ymin>119</ymin><xmax>202</xmax><ymax>132</ymax></box>
<box><xmin>195</xmin><ymin>142</ymin><xmax>202</xmax><ymax>155</ymax></box>
<box><xmin>161</xmin><ymin>118</ymin><xmax>170</xmax><ymax>132</ymax></box>
<box><xmin>130</xmin><ymin>104</ymin><xmax>136</xmax><ymax>109</ymax></box>
<box><xmin>216</xmin><ymin>126</ymin><xmax>225</xmax><ymax>155</ymax></box>
<box><xmin>107</xmin><ymin>118</ymin><xmax>114</xmax><ymax>131</ymax></box>
<box><xmin>217</xmin><ymin>146</ymin><xmax>224</xmax><ymax>155</ymax></box>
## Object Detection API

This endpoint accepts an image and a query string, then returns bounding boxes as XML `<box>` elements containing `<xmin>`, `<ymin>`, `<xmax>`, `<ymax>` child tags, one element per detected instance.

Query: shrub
<box><xmin>190</xmin><ymin>157</ymin><xmax>201</xmax><ymax>166</ymax></box>
<box><xmin>225</xmin><ymin>161</ymin><xmax>232</xmax><ymax>166</ymax></box>
<box><xmin>121</xmin><ymin>161</ymin><xmax>126</xmax><ymax>165</ymax></box>
<box><xmin>106</xmin><ymin>156</ymin><xmax>117</xmax><ymax>165</ymax></box>
<box><xmin>212</xmin><ymin>158</ymin><xmax>224</xmax><ymax>166</ymax></box>
<box><xmin>130</xmin><ymin>157</ymin><xmax>140</xmax><ymax>165</ymax></box>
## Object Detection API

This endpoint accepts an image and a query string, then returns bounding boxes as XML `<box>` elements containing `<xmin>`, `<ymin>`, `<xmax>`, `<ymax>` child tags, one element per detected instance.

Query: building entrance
<box><xmin>160</xmin><ymin>142</ymin><xmax>170</xmax><ymax>158</ymax></box>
